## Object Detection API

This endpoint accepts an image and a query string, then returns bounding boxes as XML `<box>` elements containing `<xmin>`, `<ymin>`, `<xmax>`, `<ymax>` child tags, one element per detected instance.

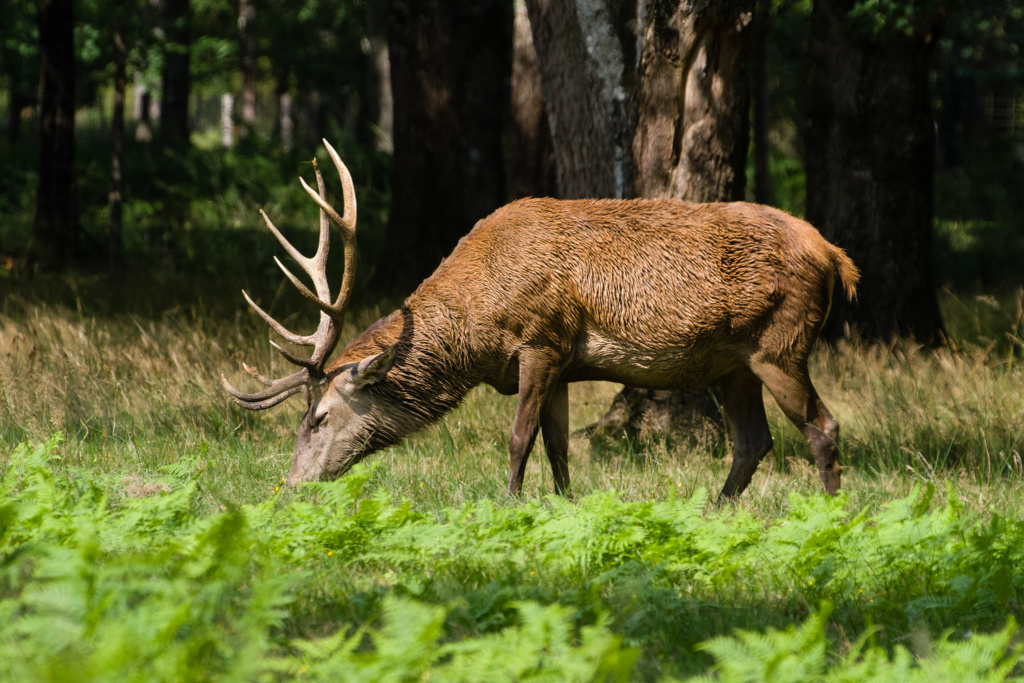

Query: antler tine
<box><xmin>242</xmin><ymin>289</ymin><xmax>316</xmax><ymax>347</ymax></box>
<box><xmin>243</xmin><ymin>362</ymin><xmax>273</xmax><ymax>386</ymax></box>
<box><xmin>259</xmin><ymin>209</ymin><xmax>333</xmax><ymax>304</ymax></box>
<box><xmin>298</xmin><ymin>139</ymin><xmax>357</xmax><ymax>312</ymax></box>
<box><xmin>229</xmin><ymin>141</ymin><xmax>356</xmax><ymax>402</ymax></box>
<box><xmin>226</xmin><ymin>385</ymin><xmax>306</xmax><ymax>411</ymax></box>
<box><xmin>221</xmin><ymin>367</ymin><xmax>309</xmax><ymax>410</ymax></box>
<box><xmin>270</xmin><ymin>339</ymin><xmax>320</xmax><ymax>369</ymax></box>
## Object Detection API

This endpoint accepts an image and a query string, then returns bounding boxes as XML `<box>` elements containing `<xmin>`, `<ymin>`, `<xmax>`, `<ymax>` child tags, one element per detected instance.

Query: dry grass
<box><xmin>1</xmin><ymin>292</ymin><xmax>1022</xmax><ymax>518</ymax></box>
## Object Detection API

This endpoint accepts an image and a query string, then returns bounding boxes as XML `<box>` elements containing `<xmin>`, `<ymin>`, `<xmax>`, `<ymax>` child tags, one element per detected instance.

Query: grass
<box><xmin>2</xmin><ymin>279</ymin><xmax>1024</xmax><ymax>681</ymax></box>
<box><xmin>1</xmin><ymin>275</ymin><xmax>1023</xmax><ymax>515</ymax></box>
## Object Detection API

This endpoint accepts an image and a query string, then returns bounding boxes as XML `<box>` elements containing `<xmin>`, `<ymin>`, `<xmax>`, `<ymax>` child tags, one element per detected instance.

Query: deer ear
<box><xmin>351</xmin><ymin>344</ymin><xmax>399</xmax><ymax>389</ymax></box>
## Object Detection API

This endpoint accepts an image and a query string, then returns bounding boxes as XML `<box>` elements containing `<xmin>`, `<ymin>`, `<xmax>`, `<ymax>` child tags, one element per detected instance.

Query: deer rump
<box><xmin>224</xmin><ymin>147</ymin><xmax>857</xmax><ymax>500</ymax></box>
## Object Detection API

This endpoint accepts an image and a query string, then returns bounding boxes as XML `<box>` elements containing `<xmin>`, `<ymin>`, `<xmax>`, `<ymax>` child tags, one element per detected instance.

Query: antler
<box><xmin>222</xmin><ymin>140</ymin><xmax>357</xmax><ymax>410</ymax></box>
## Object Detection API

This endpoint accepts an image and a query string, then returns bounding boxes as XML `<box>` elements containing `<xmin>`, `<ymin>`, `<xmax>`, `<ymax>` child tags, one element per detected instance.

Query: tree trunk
<box><xmin>220</xmin><ymin>92</ymin><xmax>234</xmax><ymax>148</ymax></box>
<box><xmin>30</xmin><ymin>0</ymin><xmax>79</xmax><ymax>268</ymax></box>
<box><xmin>599</xmin><ymin>0</ymin><xmax>754</xmax><ymax>442</ymax></box>
<box><xmin>632</xmin><ymin>0</ymin><xmax>753</xmax><ymax>201</ymax></box>
<box><xmin>803</xmin><ymin>0</ymin><xmax>945</xmax><ymax>343</ymax></box>
<box><xmin>110</xmin><ymin>12</ymin><xmax>127</xmax><ymax>270</ymax></box>
<box><xmin>136</xmin><ymin>90</ymin><xmax>154</xmax><ymax>142</ymax></box>
<box><xmin>751</xmin><ymin>0</ymin><xmax>771</xmax><ymax>204</ymax></box>
<box><xmin>523</xmin><ymin>0</ymin><xmax>637</xmax><ymax>199</ymax></box>
<box><xmin>278</xmin><ymin>91</ymin><xmax>293</xmax><ymax>152</ymax></box>
<box><xmin>373</xmin><ymin>0</ymin><xmax>512</xmax><ymax>294</ymax></box>
<box><xmin>365</xmin><ymin>0</ymin><xmax>393</xmax><ymax>152</ymax></box>
<box><xmin>507</xmin><ymin>0</ymin><xmax>556</xmax><ymax>200</ymax></box>
<box><xmin>238</xmin><ymin>0</ymin><xmax>256</xmax><ymax>132</ymax></box>
<box><xmin>160</xmin><ymin>0</ymin><xmax>190</xmax><ymax>145</ymax></box>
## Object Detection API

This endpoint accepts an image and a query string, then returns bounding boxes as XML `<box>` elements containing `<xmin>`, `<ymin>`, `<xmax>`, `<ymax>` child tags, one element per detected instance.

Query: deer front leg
<box><xmin>508</xmin><ymin>349</ymin><xmax>562</xmax><ymax>496</ymax></box>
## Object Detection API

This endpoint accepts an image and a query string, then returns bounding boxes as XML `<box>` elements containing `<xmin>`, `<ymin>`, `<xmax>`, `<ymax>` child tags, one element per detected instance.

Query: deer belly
<box><xmin>568</xmin><ymin>331</ymin><xmax>727</xmax><ymax>391</ymax></box>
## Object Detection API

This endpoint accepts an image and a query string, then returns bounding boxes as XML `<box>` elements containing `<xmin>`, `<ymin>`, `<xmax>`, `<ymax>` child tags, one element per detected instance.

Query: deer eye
<box><xmin>313</xmin><ymin>410</ymin><xmax>328</xmax><ymax>429</ymax></box>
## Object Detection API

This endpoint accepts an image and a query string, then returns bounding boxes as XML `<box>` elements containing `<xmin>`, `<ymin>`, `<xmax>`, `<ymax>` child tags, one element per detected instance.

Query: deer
<box><xmin>222</xmin><ymin>141</ymin><xmax>859</xmax><ymax>499</ymax></box>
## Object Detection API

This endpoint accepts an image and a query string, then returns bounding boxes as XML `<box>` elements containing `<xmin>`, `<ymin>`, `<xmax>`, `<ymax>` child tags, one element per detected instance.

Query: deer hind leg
<box><xmin>508</xmin><ymin>349</ymin><xmax>563</xmax><ymax>496</ymax></box>
<box><xmin>719</xmin><ymin>366</ymin><xmax>775</xmax><ymax>499</ymax></box>
<box><xmin>751</xmin><ymin>359</ymin><xmax>842</xmax><ymax>495</ymax></box>
<box><xmin>540</xmin><ymin>382</ymin><xmax>571</xmax><ymax>496</ymax></box>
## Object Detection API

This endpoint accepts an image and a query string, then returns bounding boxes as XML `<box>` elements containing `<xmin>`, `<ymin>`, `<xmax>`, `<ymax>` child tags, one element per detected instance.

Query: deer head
<box><xmin>221</xmin><ymin>140</ymin><xmax>397</xmax><ymax>484</ymax></box>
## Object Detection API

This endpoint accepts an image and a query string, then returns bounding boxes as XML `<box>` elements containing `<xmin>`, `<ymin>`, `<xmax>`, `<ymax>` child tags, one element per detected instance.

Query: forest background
<box><xmin>1</xmin><ymin>0</ymin><xmax>1024</xmax><ymax>680</ymax></box>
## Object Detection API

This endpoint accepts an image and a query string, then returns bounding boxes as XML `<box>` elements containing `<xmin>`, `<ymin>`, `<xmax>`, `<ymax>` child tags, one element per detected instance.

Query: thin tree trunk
<box><xmin>110</xmin><ymin>12</ymin><xmax>127</xmax><ymax>269</ymax></box>
<box><xmin>804</xmin><ymin>0</ymin><xmax>945</xmax><ymax>342</ymax></box>
<box><xmin>160</xmin><ymin>0</ymin><xmax>191</xmax><ymax>145</ymax></box>
<box><xmin>220</xmin><ymin>92</ymin><xmax>234</xmax><ymax>148</ymax></box>
<box><xmin>30</xmin><ymin>0</ymin><xmax>78</xmax><ymax>268</ymax></box>
<box><xmin>365</xmin><ymin>0</ymin><xmax>392</xmax><ymax>152</ymax></box>
<box><xmin>238</xmin><ymin>0</ymin><xmax>256</xmax><ymax>132</ymax></box>
<box><xmin>136</xmin><ymin>90</ymin><xmax>153</xmax><ymax>141</ymax></box>
<box><xmin>279</xmin><ymin>91</ymin><xmax>293</xmax><ymax>152</ymax></box>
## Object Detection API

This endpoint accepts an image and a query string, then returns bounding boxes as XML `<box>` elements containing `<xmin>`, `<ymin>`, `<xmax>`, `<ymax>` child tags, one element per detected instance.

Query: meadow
<box><xmin>2</xmin><ymin>267</ymin><xmax>1024</xmax><ymax>680</ymax></box>
<box><xmin>2</xmin><ymin>135</ymin><xmax>1024</xmax><ymax>680</ymax></box>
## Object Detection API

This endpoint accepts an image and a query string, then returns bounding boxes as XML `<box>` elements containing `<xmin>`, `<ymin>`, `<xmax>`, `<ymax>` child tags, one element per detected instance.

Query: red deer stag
<box><xmin>223</xmin><ymin>141</ymin><xmax>859</xmax><ymax>497</ymax></box>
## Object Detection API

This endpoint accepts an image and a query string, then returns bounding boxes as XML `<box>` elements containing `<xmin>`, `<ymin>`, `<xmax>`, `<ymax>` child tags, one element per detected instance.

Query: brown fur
<box><xmin>310</xmin><ymin>198</ymin><xmax>857</xmax><ymax>497</ymax></box>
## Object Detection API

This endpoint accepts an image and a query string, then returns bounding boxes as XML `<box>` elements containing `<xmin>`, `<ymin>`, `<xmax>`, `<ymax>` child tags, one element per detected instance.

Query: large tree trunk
<box><xmin>804</xmin><ymin>0</ymin><xmax>944</xmax><ymax>343</ymax></box>
<box><xmin>507</xmin><ymin>0</ymin><xmax>556</xmax><ymax>200</ymax></box>
<box><xmin>598</xmin><ymin>0</ymin><xmax>755</xmax><ymax>442</ymax></box>
<box><xmin>523</xmin><ymin>0</ymin><xmax>636</xmax><ymax>199</ymax></box>
<box><xmin>30</xmin><ymin>0</ymin><xmax>79</xmax><ymax>268</ymax></box>
<box><xmin>160</xmin><ymin>0</ymin><xmax>191</xmax><ymax>145</ymax></box>
<box><xmin>373</xmin><ymin>0</ymin><xmax>511</xmax><ymax>294</ymax></box>
<box><xmin>632</xmin><ymin>1</ymin><xmax>752</xmax><ymax>201</ymax></box>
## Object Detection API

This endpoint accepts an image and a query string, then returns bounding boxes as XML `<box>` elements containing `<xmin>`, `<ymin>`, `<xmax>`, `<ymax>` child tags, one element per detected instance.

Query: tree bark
<box><xmin>238</xmin><ymin>0</ymin><xmax>256</xmax><ymax>131</ymax></box>
<box><xmin>110</xmin><ymin>12</ymin><xmax>127</xmax><ymax>269</ymax></box>
<box><xmin>160</xmin><ymin>0</ymin><xmax>191</xmax><ymax>145</ymax></box>
<box><xmin>632</xmin><ymin>0</ymin><xmax>753</xmax><ymax>201</ymax></box>
<box><xmin>804</xmin><ymin>0</ymin><xmax>945</xmax><ymax>343</ymax></box>
<box><xmin>507</xmin><ymin>0</ymin><xmax>556</xmax><ymax>200</ymax></box>
<box><xmin>30</xmin><ymin>0</ymin><xmax>79</xmax><ymax>268</ymax></box>
<box><xmin>523</xmin><ymin>0</ymin><xmax>636</xmax><ymax>199</ymax></box>
<box><xmin>374</xmin><ymin>0</ymin><xmax>511</xmax><ymax>294</ymax></box>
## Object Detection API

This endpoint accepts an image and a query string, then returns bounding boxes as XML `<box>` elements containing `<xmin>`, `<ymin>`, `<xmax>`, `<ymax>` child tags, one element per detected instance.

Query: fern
<box><xmin>4</xmin><ymin>436</ymin><xmax>1024</xmax><ymax>680</ymax></box>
